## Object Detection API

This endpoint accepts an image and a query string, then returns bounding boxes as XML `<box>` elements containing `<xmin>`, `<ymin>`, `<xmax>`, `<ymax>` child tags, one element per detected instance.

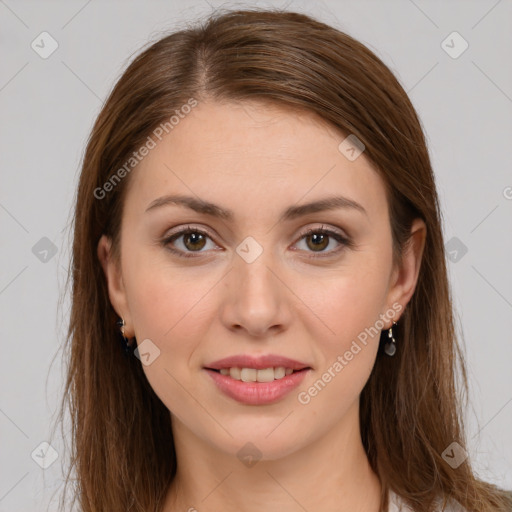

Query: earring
<box><xmin>384</xmin><ymin>321</ymin><xmax>397</xmax><ymax>356</ymax></box>
<box><xmin>116</xmin><ymin>317</ymin><xmax>134</xmax><ymax>356</ymax></box>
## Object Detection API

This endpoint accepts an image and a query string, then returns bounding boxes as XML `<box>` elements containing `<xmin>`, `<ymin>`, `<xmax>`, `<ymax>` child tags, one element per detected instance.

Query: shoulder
<box><xmin>388</xmin><ymin>490</ymin><xmax>468</xmax><ymax>512</ymax></box>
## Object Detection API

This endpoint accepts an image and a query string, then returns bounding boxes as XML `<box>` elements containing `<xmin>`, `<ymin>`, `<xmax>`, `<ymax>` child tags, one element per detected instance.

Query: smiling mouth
<box><xmin>203</xmin><ymin>365</ymin><xmax>312</xmax><ymax>405</ymax></box>
<box><xmin>205</xmin><ymin>366</ymin><xmax>311</xmax><ymax>382</ymax></box>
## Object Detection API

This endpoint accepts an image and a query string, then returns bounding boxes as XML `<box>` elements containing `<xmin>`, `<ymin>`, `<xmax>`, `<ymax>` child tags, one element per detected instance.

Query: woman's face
<box><xmin>99</xmin><ymin>100</ymin><xmax>424</xmax><ymax>460</ymax></box>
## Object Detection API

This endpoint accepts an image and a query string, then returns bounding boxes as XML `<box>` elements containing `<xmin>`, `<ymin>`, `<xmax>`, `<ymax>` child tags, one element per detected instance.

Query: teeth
<box><xmin>274</xmin><ymin>367</ymin><xmax>286</xmax><ymax>379</ymax></box>
<box><xmin>241</xmin><ymin>368</ymin><xmax>257</xmax><ymax>382</ymax></box>
<box><xmin>229</xmin><ymin>367</ymin><xmax>241</xmax><ymax>379</ymax></box>
<box><xmin>217</xmin><ymin>366</ymin><xmax>298</xmax><ymax>381</ymax></box>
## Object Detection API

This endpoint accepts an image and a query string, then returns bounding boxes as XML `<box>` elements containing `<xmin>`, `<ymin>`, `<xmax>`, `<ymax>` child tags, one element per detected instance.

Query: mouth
<box><xmin>203</xmin><ymin>366</ymin><xmax>312</xmax><ymax>405</ymax></box>
<box><xmin>204</xmin><ymin>366</ymin><xmax>311</xmax><ymax>382</ymax></box>
<box><xmin>203</xmin><ymin>354</ymin><xmax>312</xmax><ymax>404</ymax></box>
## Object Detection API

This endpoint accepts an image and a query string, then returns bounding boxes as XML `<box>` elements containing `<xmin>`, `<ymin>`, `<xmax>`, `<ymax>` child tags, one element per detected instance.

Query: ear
<box><xmin>97</xmin><ymin>234</ymin><xmax>134</xmax><ymax>337</ymax></box>
<box><xmin>384</xmin><ymin>218</ymin><xmax>427</xmax><ymax>326</ymax></box>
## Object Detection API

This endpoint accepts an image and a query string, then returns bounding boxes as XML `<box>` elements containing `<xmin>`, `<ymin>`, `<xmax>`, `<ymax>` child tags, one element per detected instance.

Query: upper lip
<box><xmin>205</xmin><ymin>354</ymin><xmax>311</xmax><ymax>371</ymax></box>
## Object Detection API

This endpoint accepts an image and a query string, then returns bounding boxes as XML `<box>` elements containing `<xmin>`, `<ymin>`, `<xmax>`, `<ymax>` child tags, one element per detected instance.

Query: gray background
<box><xmin>0</xmin><ymin>0</ymin><xmax>511</xmax><ymax>510</ymax></box>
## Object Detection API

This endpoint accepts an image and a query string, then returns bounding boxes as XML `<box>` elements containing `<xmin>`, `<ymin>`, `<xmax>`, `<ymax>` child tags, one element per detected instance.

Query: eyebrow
<box><xmin>145</xmin><ymin>194</ymin><xmax>367</xmax><ymax>221</ymax></box>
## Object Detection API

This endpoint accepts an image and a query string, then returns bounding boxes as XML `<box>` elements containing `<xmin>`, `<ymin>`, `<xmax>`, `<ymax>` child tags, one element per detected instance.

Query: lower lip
<box><xmin>204</xmin><ymin>368</ymin><xmax>310</xmax><ymax>405</ymax></box>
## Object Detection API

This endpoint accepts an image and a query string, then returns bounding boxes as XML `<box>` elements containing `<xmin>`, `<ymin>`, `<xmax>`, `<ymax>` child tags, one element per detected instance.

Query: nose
<box><xmin>219</xmin><ymin>248</ymin><xmax>293</xmax><ymax>338</ymax></box>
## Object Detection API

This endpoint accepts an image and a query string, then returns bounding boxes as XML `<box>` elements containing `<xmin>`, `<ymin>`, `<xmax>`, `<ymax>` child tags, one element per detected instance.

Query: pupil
<box><xmin>186</xmin><ymin>233</ymin><xmax>205</xmax><ymax>250</ymax></box>
<box><xmin>309</xmin><ymin>233</ymin><xmax>328</xmax><ymax>251</ymax></box>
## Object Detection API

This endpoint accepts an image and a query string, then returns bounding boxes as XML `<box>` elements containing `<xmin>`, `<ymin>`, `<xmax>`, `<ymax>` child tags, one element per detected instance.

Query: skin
<box><xmin>98</xmin><ymin>100</ymin><xmax>426</xmax><ymax>512</ymax></box>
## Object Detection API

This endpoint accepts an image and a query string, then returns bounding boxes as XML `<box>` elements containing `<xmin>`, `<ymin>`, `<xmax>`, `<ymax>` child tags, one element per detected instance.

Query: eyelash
<box><xmin>160</xmin><ymin>224</ymin><xmax>353</xmax><ymax>260</ymax></box>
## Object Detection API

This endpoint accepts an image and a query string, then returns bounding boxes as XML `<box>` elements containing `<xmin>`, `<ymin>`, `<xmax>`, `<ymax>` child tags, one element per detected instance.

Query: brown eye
<box><xmin>162</xmin><ymin>227</ymin><xmax>217</xmax><ymax>258</ymax></box>
<box><xmin>182</xmin><ymin>231</ymin><xmax>207</xmax><ymax>251</ymax></box>
<box><xmin>295</xmin><ymin>227</ymin><xmax>351</xmax><ymax>258</ymax></box>
<box><xmin>305</xmin><ymin>232</ymin><xmax>330</xmax><ymax>252</ymax></box>
<box><xmin>162</xmin><ymin>225</ymin><xmax>351</xmax><ymax>260</ymax></box>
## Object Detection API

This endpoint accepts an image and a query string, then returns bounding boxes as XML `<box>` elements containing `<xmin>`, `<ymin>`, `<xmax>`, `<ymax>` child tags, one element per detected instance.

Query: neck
<box><xmin>163</xmin><ymin>400</ymin><xmax>382</xmax><ymax>512</ymax></box>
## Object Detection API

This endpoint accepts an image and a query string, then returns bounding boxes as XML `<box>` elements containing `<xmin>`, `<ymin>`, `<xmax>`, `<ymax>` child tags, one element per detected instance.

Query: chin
<box><xmin>203</xmin><ymin>416</ymin><xmax>310</xmax><ymax>462</ymax></box>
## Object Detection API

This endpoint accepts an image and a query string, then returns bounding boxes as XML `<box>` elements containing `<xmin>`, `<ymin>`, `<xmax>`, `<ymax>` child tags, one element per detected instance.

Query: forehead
<box><xmin>125</xmin><ymin>100</ymin><xmax>387</xmax><ymax>223</ymax></box>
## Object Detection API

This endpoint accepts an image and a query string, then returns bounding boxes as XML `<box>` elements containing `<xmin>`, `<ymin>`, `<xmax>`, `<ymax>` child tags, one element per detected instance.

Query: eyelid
<box><xmin>163</xmin><ymin>224</ymin><xmax>216</xmax><ymax>241</ymax></box>
<box><xmin>161</xmin><ymin>225</ymin><xmax>220</xmax><ymax>257</ymax></box>
<box><xmin>293</xmin><ymin>225</ymin><xmax>353</xmax><ymax>258</ymax></box>
<box><xmin>161</xmin><ymin>223</ymin><xmax>352</xmax><ymax>258</ymax></box>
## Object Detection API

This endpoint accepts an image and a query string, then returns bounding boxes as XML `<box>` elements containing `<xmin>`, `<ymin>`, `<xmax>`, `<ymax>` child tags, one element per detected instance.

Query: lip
<box><xmin>204</xmin><ymin>367</ymin><xmax>311</xmax><ymax>405</ymax></box>
<box><xmin>205</xmin><ymin>354</ymin><xmax>311</xmax><ymax>371</ymax></box>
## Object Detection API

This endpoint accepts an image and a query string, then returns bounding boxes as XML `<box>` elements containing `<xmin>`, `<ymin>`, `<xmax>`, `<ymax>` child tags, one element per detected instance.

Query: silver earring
<box><xmin>384</xmin><ymin>321</ymin><xmax>397</xmax><ymax>356</ymax></box>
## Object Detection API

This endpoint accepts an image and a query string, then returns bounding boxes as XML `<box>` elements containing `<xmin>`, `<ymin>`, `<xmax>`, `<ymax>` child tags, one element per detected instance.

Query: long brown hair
<box><xmin>52</xmin><ymin>7</ymin><xmax>512</xmax><ymax>511</ymax></box>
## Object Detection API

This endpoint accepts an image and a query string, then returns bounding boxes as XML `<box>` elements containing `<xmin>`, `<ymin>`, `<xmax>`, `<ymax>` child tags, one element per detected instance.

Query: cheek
<box><xmin>291</xmin><ymin>253</ymin><xmax>391</xmax><ymax>407</ymax></box>
<box><xmin>301</xmin><ymin>261</ymin><xmax>391</xmax><ymax>347</ymax></box>
<box><xmin>293</xmin><ymin>270</ymin><xmax>388</xmax><ymax>418</ymax></box>
<box><xmin>123</xmin><ymin>259</ymin><xmax>214</xmax><ymax>416</ymax></box>
<box><xmin>123</xmin><ymin>247</ymin><xmax>216</xmax><ymax>342</ymax></box>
